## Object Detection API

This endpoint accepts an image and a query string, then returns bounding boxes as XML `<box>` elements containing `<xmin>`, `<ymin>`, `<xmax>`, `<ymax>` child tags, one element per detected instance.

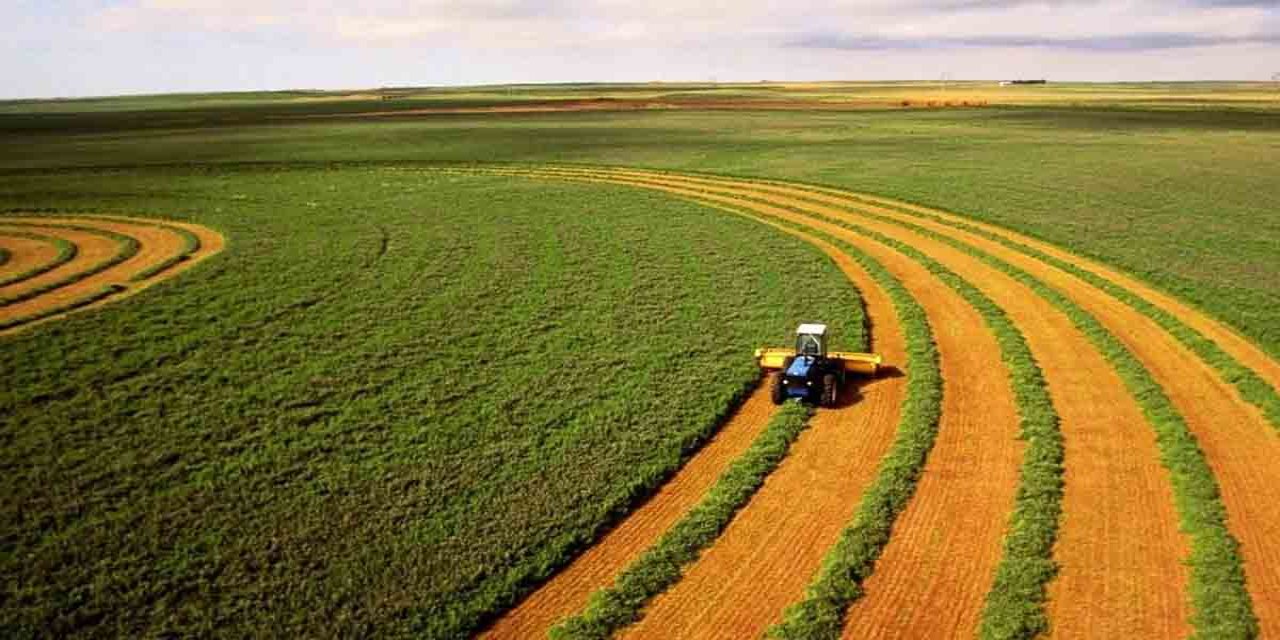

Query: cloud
<box><xmin>790</xmin><ymin>31</ymin><xmax>1280</xmax><ymax>51</ymax></box>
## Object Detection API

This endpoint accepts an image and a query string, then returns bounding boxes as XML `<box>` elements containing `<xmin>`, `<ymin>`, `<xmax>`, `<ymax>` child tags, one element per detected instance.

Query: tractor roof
<box><xmin>796</xmin><ymin>323</ymin><xmax>828</xmax><ymax>336</ymax></box>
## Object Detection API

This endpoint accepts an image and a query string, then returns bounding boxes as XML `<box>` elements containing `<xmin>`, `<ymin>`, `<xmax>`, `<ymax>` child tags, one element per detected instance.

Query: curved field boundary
<box><xmin>0</xmin><ymin>222</ymin><xmax>140</xmax><ymax>307</ymax></box>
<box><xmin>72</xmin><ymin>214</ymin><xmax>204</xmax><ymax>281</ymax></box>
<box><xmin>0</xmin><ymin>230</ymin><xmax>77</xmax><ymax>288</ymax></box>
<box><xmin>475</xmin><ymin>167</ymin><xmax>1199</xmax><ymax>638</ymax></box>
<box><xmin>478</xmin><ymin>386</ymin><xmax>781</xmax><ymax>639</ymax></box>
<box><xmin>735</xmin><ymin>181</ymin><xmax>1280</xmax><ymax>431</ymax></box>
<box><xmin>764</xmin><ymin>216</ymin><xmax>1061</xmax><ymax>638</ymax></box>
<box><xmin>462</xmin><ymin>169</ymin><xmax>935</xmax><ymax>639</ymax></box>
<box><xmin>632</xmin><ymin>171</ymin><xmax>1266</xmax><ymax>637</ymax></box>
<box><xmin>0</xmin><ymin>214</ymin><xmax>224</xmax><ymax>335</ymax></box>
<box><xmin>544</xmin><ymin>167</ymin><xmax>1253</xmax><ymax>637</ymax></box>
<box><xmin>551</xmin><ymin>402</ymin><xmax>814</xmax><ymax>639</ymax></box>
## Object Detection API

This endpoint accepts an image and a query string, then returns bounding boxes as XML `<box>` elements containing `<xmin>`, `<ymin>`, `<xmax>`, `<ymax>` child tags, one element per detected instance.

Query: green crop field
<box><xmin>2</xmin><ymin>83</ymin><xmax>1278</xmax><ymax>639</ymax></box>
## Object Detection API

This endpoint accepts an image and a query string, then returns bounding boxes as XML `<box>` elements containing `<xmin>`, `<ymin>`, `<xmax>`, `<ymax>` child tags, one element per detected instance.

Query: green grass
<box><xmin>0</xmin><ymin>169</ymin><xmax>865</xmax><ymax>639</ymax></box>
<box><xmin>2</xmin><ymin>102</ymin><xmax>1272</xmax><ymax>361</ymax></box>
<box><xmin>0</xmin><ymin>230</ymin><xmax>77</xmax><ymax>288</ymax></box>
<box><xmin>0</xmin><ymin>220</ymin><xmax>139</xmax><ymax>309</ymax></box>
<box><xmin>1</xmin><ymin>86</ymin><xmax>1277</xmax><ymax>638</ymax></box>
<box><xmin>550</xmin><ymin>402</ymin><xmax>815</xmax><ymax>640</ymax></box>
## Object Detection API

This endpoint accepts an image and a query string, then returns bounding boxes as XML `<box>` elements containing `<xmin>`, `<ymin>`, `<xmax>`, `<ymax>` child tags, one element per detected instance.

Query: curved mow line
<box><xmin>729</xmin><ymin>180</ymin><xmax>1280</xmax><ymax>431</ymax></box>
<box><xmin>547</xmin><ymin>167</ymin><xmax>1255</xmax><ymax>638</ymax></box>
<box><xmin>0</xmin><ymin>221</ymin><xmax>139</xmax><ymax>308</ymax></box>
<box><xmin>505</xmin><ymin>168</ymin><xmax>1043</xmax><ymax>638</ymax></box>
<box><xmin>0</xmin><ymin>229</ymin><xmax>78</xmax><ymax>289</ymax></box>
<box><xmin>72</xmin><ymin>214</ymin><xmax>203</xmax><ymax>281</ymax></box>
<box><xmin>0</xmin><ymin>215</ymin><xmax>224</xmax><ymax>335</ymax></box>
<box><xmin>465</xmin><ymin>168</ymin><xmax>944</xmax><ymax>639</ymax></box>
<box><xmin>588</xmin><ymin>167</ymin><xmax>1278</xmax><ymax>430</ymax></box>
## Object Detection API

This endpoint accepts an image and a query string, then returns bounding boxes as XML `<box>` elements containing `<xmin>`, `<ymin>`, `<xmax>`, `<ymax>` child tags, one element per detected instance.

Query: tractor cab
<box><xmin>754</xmin><ymin>322</ymin><xmax>883</xmax><ymax>408</ymax></box>
<box><xmin>794</xmin><ymin>323</ymin><xmax>828</xmax><ymax>359</ymax></box>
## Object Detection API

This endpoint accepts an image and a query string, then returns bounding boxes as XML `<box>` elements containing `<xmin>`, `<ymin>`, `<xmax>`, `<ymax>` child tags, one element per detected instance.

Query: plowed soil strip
<box><xmin>479</xmin><ymin>386</ymin><xmax>779</xmax><ymax>639</ymax></box>
<box><xmin>0</xmin><ymin>233</ymin><xmax>61</xmax><ymax>282</ymax></box>
<box><xmin>0</xmin><ymin>216</ymin><xmax>224</xmax><ymax>335</ymax></box>
<box><xmin>514</xmin><ymin>168</ymin><xmax>1193</xmax><ymax>639</ymax></box>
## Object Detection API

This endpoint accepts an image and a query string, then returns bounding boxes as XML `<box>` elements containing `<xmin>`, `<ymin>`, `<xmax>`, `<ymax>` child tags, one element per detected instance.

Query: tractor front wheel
<box><xmin>821</xmin><ymin>373</ymin><xmax>838</xmax><ymax>407</ymax></box>
<box><xmin>770</xmin><ymin>371</ymin><xmax>787</xmax><ymax>405</ymax></box>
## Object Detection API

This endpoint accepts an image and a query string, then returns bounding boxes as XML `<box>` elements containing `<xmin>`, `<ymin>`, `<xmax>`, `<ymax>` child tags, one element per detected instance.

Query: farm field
<box><xmin>1</xmin><ymin>83</ymin><xmax>1278</xmax><ymax>639</ymax></box>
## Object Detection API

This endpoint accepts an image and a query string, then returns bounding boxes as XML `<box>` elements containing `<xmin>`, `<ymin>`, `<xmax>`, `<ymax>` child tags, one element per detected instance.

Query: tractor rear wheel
<box><xmin>821</xmin><ymin>373</ymin><xmax>838</xmax><ymax>407</ymax></box>
<box><xmin>770</xmin><ymin>371</ymin><xmax>786</xmax><ymax>405</ymax></box>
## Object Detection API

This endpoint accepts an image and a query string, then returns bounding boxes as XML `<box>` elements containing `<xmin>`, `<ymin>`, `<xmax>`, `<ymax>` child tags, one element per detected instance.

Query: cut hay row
<box><xmin>465</xmin><ymin>167</ymin><xmax>926</xmax><ymax>637</ymax></box>
<box><xmin>0</xmin><ymin>223</ymin><xmax>140</xmax><ymax>307</ymax></box>
<box><xmin>563</xmin><ymin>167</ymin><xmax>1264</xmax><ymax>638</ymax></box>
<box><xmin>687</xmin><ymin>175</ymin><xmax>1272</xmax><ymax>638</ymax></box>
<box><xmin>501</xmin><ymin>167</ymin><xmax>1176</xmax><ymax>636</ymax></box>
<box><xmin>0</xmin><ymin>230</ymin><xmax>78</xmax><ymax>288</ymax></box>
<box><xmin>550</xmin><ymin>402</ymin><xmax>814</xmax><ymax>639</ymax></box>
<box><xmin>479</xmin><ymin>386</ymin><xmax>782</xmax><ymax>638</ymax></box>
<box><xmin>471</xmin><ymin>167</ymin><xmax>1269</xmax><ymax>637</ymax></box>
<box><xmin>0</xmin><ymin>214</ymin><xmax>224</xmax><ymax>335</ymax></box>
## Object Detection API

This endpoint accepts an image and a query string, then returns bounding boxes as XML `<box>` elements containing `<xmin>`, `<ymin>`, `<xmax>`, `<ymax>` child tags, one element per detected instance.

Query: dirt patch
<box><xmin>0</xmin><ymin>216</ymin><xmax>223</xmax><ymax>336</ymax></box>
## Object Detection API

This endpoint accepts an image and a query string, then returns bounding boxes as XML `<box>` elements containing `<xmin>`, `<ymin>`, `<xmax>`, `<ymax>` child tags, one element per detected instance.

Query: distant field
<box><xmin>4</xmin><ymin>87</ymin><xmax>1276</xmax><ymax>357</ymax></box>
<box><xmin>1</xmin><ymin>84</ymin><xmax>1278</xmax><ymax>639</ymax></box>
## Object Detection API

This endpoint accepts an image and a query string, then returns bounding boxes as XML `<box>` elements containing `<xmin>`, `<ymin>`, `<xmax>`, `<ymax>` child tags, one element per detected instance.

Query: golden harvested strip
<box><xmin>479</xmin><ymin>386</ymin><xmax>779</xmax><ymax>638</ymax></box>
<box><xmin>0</xmin><ymin>226</ymin><xmax>119</xmax><ymax>300</ymax></box>
<box><xmin>0</xmin><ymin>234</ymin><xmax>60</xmax><ymax>282</ymax></box>
<box><xmin>618</xmin><ymin>210</ymin><xmax>908</xmax><ymax>640</ymax></box>
<box><xmin>0</xmin><ymin>215</ymin><xmax>223</xmax><ymax>335</ymax></box>
<box><xmin>513</xmin><ymin>168</ymin><xmax>1193</xmax><ymax>639</ymax></box>
<box><xmin>797</xmin><ymin>187</ymin><xmax>1280</xmax><ymax>393</ymax></box>
<box><xmin>670</xmin><ymin>177</ymin><xmax>1280</xmax><ymax>637</ymax></box>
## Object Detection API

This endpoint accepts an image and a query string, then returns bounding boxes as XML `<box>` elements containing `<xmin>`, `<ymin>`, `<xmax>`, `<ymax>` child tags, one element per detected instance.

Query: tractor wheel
<box><xmin>770</xmin><ymin>371</ymin><xmax>787</xmax><ymax>405</ymax></box>
<box><xmin>821</xmin><ymin>373</ymin><xmax>838</xmax><ymax>407</ymax></box>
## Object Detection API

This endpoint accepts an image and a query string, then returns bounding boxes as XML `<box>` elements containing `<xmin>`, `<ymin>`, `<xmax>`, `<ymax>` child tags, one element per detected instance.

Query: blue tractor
<box><xmin>755</xmin><ymin>323</ymin><xmax>881</xmax><ymax>407</ymax></box>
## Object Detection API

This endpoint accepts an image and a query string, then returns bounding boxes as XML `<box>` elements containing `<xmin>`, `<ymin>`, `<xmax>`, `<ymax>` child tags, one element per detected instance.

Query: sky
<box><xmin>3</xmin><ymin>0</ymin><xmax>1278</xmax><ymax>99</ymax></box>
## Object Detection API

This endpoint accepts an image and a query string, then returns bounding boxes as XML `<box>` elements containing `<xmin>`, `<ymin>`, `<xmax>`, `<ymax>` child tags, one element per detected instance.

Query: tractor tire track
<box><xmin>507</xmin><ymin>168</ymin><xmax>1193</xmax><ymax>639</ymax></box>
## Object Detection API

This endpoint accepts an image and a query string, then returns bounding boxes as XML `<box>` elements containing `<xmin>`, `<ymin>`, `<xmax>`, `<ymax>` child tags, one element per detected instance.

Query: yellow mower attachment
<box><xmin>754</xmin><ymin>347</ymin><xmax>882</xmax><ymax>375</ymax></box>
<box><xmin>755</xmin><ymin>323</ymin><xmax>882</xmax><ymax>406</ymax></box>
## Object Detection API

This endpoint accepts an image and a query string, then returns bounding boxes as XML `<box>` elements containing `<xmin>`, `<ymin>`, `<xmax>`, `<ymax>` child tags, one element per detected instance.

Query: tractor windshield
<box><xmin>796</xmin><ymin>333</ymin><xmax>823</xmax><ymax>357</ymax></box>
